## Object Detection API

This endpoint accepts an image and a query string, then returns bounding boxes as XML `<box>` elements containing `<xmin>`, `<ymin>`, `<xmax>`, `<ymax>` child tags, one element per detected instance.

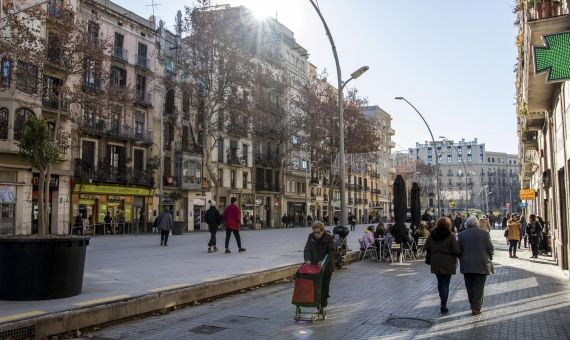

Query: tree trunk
<box><xmin>201</xmin><ymin>106</ymin><xmax>221</xmax><ymax>207</ymax></box>
<box><xmin>44</xmin><ymin>171</ymin><xmax>50</xmax><ymax>234</ymax></box>
<box><xmin>279</xmin><ymin>156</ymin><xmax>286</xmax><ymax>228</ymax></box>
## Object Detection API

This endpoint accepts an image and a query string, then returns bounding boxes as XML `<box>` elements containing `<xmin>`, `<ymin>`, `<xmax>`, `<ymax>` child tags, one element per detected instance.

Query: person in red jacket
<box><xmin>224</xmin><ymin>197</ymin><xmax>246</xmax><ymax>254</ymax></box>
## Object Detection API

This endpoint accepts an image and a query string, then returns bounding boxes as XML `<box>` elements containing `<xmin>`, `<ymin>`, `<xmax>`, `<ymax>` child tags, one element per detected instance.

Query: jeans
<box><xmin>321</xmin><ymin>271</ymin><xmax>332</xmax><ymax>307</ymax></box>
<box><xmin>208</xmin><ymin>224</ymin><xmax>218</xmax><ymax>247</ymax></box>
<box><xmin>225</xmin><ymin>229</ymin><xmax>242</xmax><ymax>249</ymax></box>
<box><xmin>508</xmin><ymin>240</ymin><xmax>518</xmax><ymax>256</ymax></box>
<box><xmin>436</xmin><ymin>274</ymin><xmax>451</xmax><ymax>308</ymax></box>
<box><xmin>463</xmin><ymin>273</ymin><xmax>487</xmax><ymax>310</ymax></box>
<box><xmin>530</xmin><ymin>236</ymin><xmax>540</xmax><ymax>257</ymax></box>
<box><xmin>160</xmin><ymin>230</ymin><xmax>169</xmax><ymax>245</ymax></box>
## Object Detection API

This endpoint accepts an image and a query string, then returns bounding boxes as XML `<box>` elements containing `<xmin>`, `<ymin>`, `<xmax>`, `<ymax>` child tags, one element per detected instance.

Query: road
<box><xmin>90</xmin><ymin>231</ymin><xmax>570</xmax><ymax>339</ymax></box>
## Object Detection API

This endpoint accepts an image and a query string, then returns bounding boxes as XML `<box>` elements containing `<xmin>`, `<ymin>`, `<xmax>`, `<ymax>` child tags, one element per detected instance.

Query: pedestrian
<box><xmin>501</xmin><ymin>214</ymin><xmax>509</xmax><ymax>230</ymax></box>
<box><xmin>479</xmin><ymin>215</ymin><xmax>491</xmax><ymax>232</ymax></box>
<box><xmin>333</xmin><ymin>215</ymin><xmax>339</xmax><ymax>226</ymax></box>
<box><xmin>304</xmin><ymin>221</ymin><xmax>335</xmax><ymax>314</ymax></box>
<box><xmin>204</xmin><ymin>200</ymin><xmax>222</xmax><ymax>253</ymax></box>
<box><xmin>307</xmin><ymin>215</ymin><xmax>313</xmax><ymax>226</ymax></box>
<box><xmin>424</xmin><ymin>217</ymin><xmax>461</xmax><ymax>314</ymax></box>
<box><xmin>104</xmin><ymin>211</ymin><xmax>112</xmax><ymax>234</ymax></box>
<box><xmin>519</xmin><ymin>215</ymin><xmax>527</xmax><ymax>249</ymax></box>
<box><xmin>349</xmin><ymin>215</ymin><xmax>356</xmax><ymax>231</ymax></box>
<box><xmin>506</xmin><ymin>214</ymin><xmax>521</xmax><ymax>258</ymax></box>
<box><xmin>527</xmin><ymin>214</ymin><xmax>542</xmax><ymax>258</ymax></box>
<box><xmin>454</xmin><ymin>214</ymin><xmax>463</xmax><ymax>233</ymax></box>
<box><xmin>74</xmin><ymin>215</ymin><xmax>84</xmax><ymax>235</ymax></box>
<box><xmin>422</xmin><ymin>209</ymin><xmax>432</xmax><ymax>223</ymax></box>
<box><xmin>224</xmin><ymin>197</ymin><xmax>246</xmax><ymax>254</ymax></box>
<box><xmin>458</xmin><ymin>216</ymin><xmax>494</xmax><ymax>315</ymax></box>
<box><xmin>157</xmin><ymin>206</ymin><xmax>173</xmax><ymax>246</ymax></box>
<box><xmin>282</xmin><ymin>214</ymin><xmax>288</xmax><ymax>229</ymax></box>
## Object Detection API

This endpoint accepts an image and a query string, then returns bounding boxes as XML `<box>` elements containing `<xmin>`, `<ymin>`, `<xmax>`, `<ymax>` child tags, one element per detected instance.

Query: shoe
<box><xmin>513</xmin><ymin>255</ymin><xmax>518</xmax><ymax>258</ymax></box>
<box><xmin>472</xmin><ymin>309</ymin><xmax>481</xmax><ymax>315</ymax></box>
<box><xmin>239</xmin><ymin>248</ymin><xmax>246</xmax><ymax>253</ymax></box>
<box><xmin>213</xmin><ymin>247</ymin><xmax>218</xmax><ymax>252</ymax></box>
<box><xmin>440</xmin><ymin>307</ymin><xmax>449</xmax><ymax>314</ymax></box>
<box><xmin>207</xmin><ymin>247</ymin><xmax>213</xmax><ymax>253</ymax></box>
<box><xmin>225</xmin><ymin>249</ymin><xmax>231</xmax><ymax>254</ymax></box>
<box><xmin>160</xmin><ymin>241</ymin><xmax>163</xmax><ymax>246</ymax></box>
<box><xmin>164</xmin><ymin>244</ymin><xmax>168</xmax><ymax>246</ymax></box>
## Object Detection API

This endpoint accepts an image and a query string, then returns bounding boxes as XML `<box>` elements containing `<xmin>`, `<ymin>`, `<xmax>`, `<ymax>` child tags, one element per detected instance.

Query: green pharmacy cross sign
<box><xmin>534</xmin><ymin>31</ymin><xmax>570</xmax><ymax>83</ymax></box>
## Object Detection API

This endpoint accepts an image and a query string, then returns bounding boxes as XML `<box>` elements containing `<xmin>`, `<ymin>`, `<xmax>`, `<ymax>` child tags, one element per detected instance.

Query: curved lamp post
<box><xmin>395</xmin><ymin>97</ymin><xmax>442</xmax><ymax>216</ymax></box>
<box><xmin>308</xmin><ymin>0</ymin><xmax>368</xmax><ymax>225</ymax></box>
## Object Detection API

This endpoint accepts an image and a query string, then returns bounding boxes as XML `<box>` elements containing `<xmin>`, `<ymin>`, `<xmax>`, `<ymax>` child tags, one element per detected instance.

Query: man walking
<box><xmin>158</xmin><ymin>206</ymin><xmax>173</xmax><ymax>246</ymax></box>
<box><xmin>282</xmin><ymin>214</ymin><xmax>288</xmax><ymax>229</ymax></box>
<box><xmin>205</xmin><ymin>200</ymin><xmax>222</xmax><ymax>253</ymax></box>
<box><xmin>458</xmin><ymin>216</ymin><xmax>494</xmax><ymax>316</ymax></box>
<box><xmin>527</xmin><ymin>214</ymin><xmax>542</xmax><ymax>258</ymax></box>
<box><xmin>224</xmin><ymin>197</ymin><xmax>246</xmax><ymax>254</ymax></box>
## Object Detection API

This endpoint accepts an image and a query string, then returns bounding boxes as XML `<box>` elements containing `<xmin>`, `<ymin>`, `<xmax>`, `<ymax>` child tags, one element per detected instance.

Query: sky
<box><xmin>113</xmin><ymin>0</ymin><xmax>519</xmax><ymax>154</ymax></box>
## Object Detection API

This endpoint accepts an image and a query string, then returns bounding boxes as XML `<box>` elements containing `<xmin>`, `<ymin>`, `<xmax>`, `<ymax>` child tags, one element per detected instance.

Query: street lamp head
<box><xmin>350</xmin><ymin>66</ymin><xmax>369</xmax><ymax>79</ymax></box>
<box><xmin>394</xmin><ymin>96</ymin><xmax>404</xmax><ymax>100</ymax></box>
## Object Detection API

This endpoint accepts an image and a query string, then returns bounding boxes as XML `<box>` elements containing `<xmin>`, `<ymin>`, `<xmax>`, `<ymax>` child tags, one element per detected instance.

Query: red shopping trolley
<box><xmin>292</xmin><ymin>254</ymin><xmax>328</xmax><ymax>321</ymax></box>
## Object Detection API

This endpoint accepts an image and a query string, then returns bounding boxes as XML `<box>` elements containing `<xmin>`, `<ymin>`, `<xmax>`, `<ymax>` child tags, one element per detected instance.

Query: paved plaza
<box><xmin>91</xmin><ymin>231</ymin><xmax>570</xmax><ymax>340</ymax></box>
<box><xmin>0</xmin><ymin>225</ymin><xmax>363</xmax><ymax>321</ymax></box>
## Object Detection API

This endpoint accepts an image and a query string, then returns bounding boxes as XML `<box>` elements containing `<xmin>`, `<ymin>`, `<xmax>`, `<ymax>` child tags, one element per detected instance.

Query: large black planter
<box><xmin>0</xmin><ymin>237</ymin><xmax>89</xmax><ymax>301</ymax></box>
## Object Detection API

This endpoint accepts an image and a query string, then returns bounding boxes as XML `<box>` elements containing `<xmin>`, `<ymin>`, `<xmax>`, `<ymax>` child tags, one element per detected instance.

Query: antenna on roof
<box><xmin>146</xmin><ymin>0</ymin><xmax>161</xmax><ymax>24</ymax></box>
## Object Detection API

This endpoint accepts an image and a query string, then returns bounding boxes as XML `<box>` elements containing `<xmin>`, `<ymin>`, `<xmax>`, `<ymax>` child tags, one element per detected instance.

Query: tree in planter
<box><xmin>18</xmin><ymin>117</ymin><xmax>67</xmax><ymax>235</ymax></box>
<box><xmin>179</xmin><ymin>0</ymin><xmax>257</xmax><ymax>205</ymax></box>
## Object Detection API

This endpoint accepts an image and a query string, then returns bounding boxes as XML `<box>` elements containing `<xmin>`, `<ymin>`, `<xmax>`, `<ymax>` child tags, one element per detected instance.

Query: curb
<box><xmin>0</xmin><ymin>251</ymin><xmax>360</xmax><ymax>339</ymax></box>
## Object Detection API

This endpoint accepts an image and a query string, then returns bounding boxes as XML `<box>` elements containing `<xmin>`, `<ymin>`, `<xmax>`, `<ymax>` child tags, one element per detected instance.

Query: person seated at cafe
<box><xmin>374</xmin><ymin>223</ymin><xmax>386</xmax><ymax>259</ymax></box>
<box><xmin>362</xmin><ymin>226</ymin><xmax>375</xmax><ymax>250</ymax></box>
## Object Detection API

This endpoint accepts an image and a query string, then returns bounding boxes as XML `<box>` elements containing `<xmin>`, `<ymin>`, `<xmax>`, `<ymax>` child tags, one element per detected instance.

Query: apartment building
<box><xmin>515</xmin><ymin>0</ymin><xmax>570</xmax><ymax>270</ymax></box>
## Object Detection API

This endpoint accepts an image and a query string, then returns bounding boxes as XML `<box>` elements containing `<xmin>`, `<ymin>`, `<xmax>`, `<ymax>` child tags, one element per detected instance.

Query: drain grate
<box><xmin>190</xmin><ymin>325</ymin><xmax>227</xmax><ymax>335</ymax></box>
<box><xmin>0</xmin><ymin>325</ymin><xmax>35</xmax><ymax>340</ymax></box>
<box><xmin>214</xmin><ymin>315</ymin><xmax>266</xmax><ymax>324</ymax></box>
<box><xmin>385</xmin><ymin>317</ymin><xmax>434</xmax><ymax>329</ymax></box>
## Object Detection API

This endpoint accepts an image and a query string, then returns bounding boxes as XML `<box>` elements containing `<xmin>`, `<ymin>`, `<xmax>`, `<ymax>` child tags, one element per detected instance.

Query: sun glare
<box><xmin>247</xmin><ymin>0</ymin><xmax>274</xmax><ymax>20</ymax></box>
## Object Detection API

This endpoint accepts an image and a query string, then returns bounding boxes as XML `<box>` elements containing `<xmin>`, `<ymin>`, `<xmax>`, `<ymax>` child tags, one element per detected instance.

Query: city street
<box><xmin>0</xmin><ymin>225</ymin><xmax>363</xmax><ymax>320</ymax></box>
<box><xmin>90</xmin><ymin>231</ymin><xmax>570</xmax><ymax>340</ymax></box>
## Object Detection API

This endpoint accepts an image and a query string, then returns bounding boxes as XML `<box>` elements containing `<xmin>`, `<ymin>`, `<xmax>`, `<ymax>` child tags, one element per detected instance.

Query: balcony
<box><xmin>310</xmin><ymin>177</ymin><xmax>319</xmax><ymax>184</ymax></box>
<box><xmin>135</xmin><ymin>92</ymin><xmax>153</xmax><ymax>107</ymax></box>
<box><xmin>74</xmin><ymin>160</ymin><xmax>154</xmax><ymax>187</ymax></box>
<box><xmin>227</xmin><ymin>152</ymin><xmax>247</xmax><ymax>166</ymax></box>
<box><xmin>81</xmin><ymin>120</ymin><xmax>153</xmax><ymax>144</ymax></box>
<box><xmin>255</xmin><ymin>182</ymin><xmax>279</xmax><ymax>192</ymax></box>
<box><xmin>323</xmin><ymin>194</ymin><xmax>329</xmax><ymax>201</ymax></box>
<box><xmin>386</xmin><ymin>127</ymin><xmax>395</xmax><ymax>135</ymax></box>
<box><xmin>42</xmin><ymin>96</ymin><xmax>69</xmax><ymax>113</ymax></box>
<box><xmin>521</xmin><ymin>131</ymin><xmax>539</xmax><ymax>151</ymax></box>
<box><xmin>529</xmin><ymin>0</ymin><xmax>568</xmax><ymax>21</ymax></box>
<box><xmin>522</xmin><ymin>111</ymin><xmax>546</xmax><ymax>131</ymax></box>
<box><xmin>387</xmin><ymin>141</ymin><xmax>396</xmax><ymax>148</ymax></box>
<box><xmin>113</xmin><ymin>47</ymin><xmax>128</xmax><ymax>63</ymax></box>
<box><xmin>364</xmin><ymin>198</ymin><xmax>369</xmax><ymax>204</ymax></box>
<box><xmin>356</xmin><ymin>198</ymin><xmax>363</xmax><ymax>204</ymax></box>
<box><xmin>136</xmin><ymin>54</ymin><xmax>149</xmax><ymax>70</ymax></box>
<box><xmin>348</xmin><ymin>198</ymin><xmax>354</xmax><ymax>204</ymax></box>
<box><xmin>254</xmin><ymin>153</ymin><xmax>280</xmax><ymax>167</ymax></box>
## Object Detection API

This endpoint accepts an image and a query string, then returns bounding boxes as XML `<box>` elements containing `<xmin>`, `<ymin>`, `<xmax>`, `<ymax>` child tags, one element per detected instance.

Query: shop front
<box><xmin>72</xmin><ymin>183</ymin><xmax>154</xmax><ymax>234</ymax></box>
<box><xmin>287</xmin><ymin>201</ymin><xmax>306</xmax><ymax>227</ymax></box>
<box><xmin>0</xmin><ymin>185</ymin><xmax>16</xmax><ymax>235</ymax></box>
<box><xmin>32</xmin><ymin>173</ymin><xmax>60</xmax><ymax>234</ymax></box>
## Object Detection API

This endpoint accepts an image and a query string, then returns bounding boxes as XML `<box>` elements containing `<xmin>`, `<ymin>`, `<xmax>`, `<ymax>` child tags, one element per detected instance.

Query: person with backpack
<box><xmin>205</xmin><ymin>200</ymin><xmax>222</xmax><ymax>253</ymax></box>
<box><xmin>157</xmin><ymin>206</ymin><xmax>173</xmax><ymax>246</ymax></box>
<box><xmin>527</xmin><ymin>214</ymin><xmax>543</xmax><ymax>258</ymax></box>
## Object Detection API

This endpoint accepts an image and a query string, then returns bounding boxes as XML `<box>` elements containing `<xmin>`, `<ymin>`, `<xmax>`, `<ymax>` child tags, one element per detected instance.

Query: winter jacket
<box><xmin>304</xmin><ymin>232</ymin><xmax>335</xmax><ymax>273</ymax></box>
<box><xmin>479</xmin><ymin>219</ymin><xmax>491</xmax><ymax>232</ymax></box>
<box><xmin>392</xmin><ymin>224</ymin><xmax>410</xmax><ymax>244</ymax></box>
<box><xmin>458</xmin><ymin>226</ymin><xmax>494</xmax><ymax>275</ymax></box>
<box><xmin>362</xmin><ymin>231</ymin><xmax>375</xmax><ymax>249</ymax></box>
<box><xmin>157</xmin><ymin>211</ymin><xmax>173</xmax><ymax>231</ymax></box>
<box><xmin>425</xmin><ymin>227</ymin><xmax>461</xmax><ymax>275</ymax></box>
<box><xmin>507</xmin><ymin>221</ymin><xmax>521</xmax><ymax>241</ymax></box>
<box><xmin>527</xmin><ymin>221</ymin><xmax>543</xmax><ymax>238</ymax></box>
<box><xmin>204</xmin><ymin>206</ymin><xmax>222</xmax><ymax>226</ymax></box>
<box><xmin>223</xmin><ymin>203</ymin><xmax>241</xmax><ymax>230</ymax></box>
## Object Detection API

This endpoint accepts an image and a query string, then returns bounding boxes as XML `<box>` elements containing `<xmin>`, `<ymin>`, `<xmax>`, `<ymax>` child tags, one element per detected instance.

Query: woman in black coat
<box><xmin>304</xmin><ymin>221</ymin><xmax>335</xmax><ymax>312</ymax></box>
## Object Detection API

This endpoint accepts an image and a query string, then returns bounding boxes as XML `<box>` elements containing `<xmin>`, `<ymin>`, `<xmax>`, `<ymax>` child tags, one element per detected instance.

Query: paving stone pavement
<box><xmin>0</xmin><ymin>224</ymin><xmax>367</xmax><ymax>319</ymax></box>
<box><xmin>91</xmin><ymin>230</ymin><xmax>570</xmax><ymax>340</ymax></box>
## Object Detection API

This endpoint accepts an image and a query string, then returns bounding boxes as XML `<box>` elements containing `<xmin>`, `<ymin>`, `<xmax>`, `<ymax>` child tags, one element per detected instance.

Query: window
<box><xmin>217</xmin><ymin>139</ymin><xmax>224</xmax><ymax>162</ymax></box>
<box><xmin>467</xmin><ymin>154</ymin><xmax>472</xmax><ymax>162</ymax></box>
<box><xmin>0</xmin><ymin>108</ymin><xmax>7</xmax><ymax>139</ymax></box>
<box><xmin>230</xmin><ymin>170</ymin><xmax>236</xmax><ymax>188</ymax></box>
<box><xmin>43</xmin><ymin>76</ymin><xmax>61</xmax><ymax>109</ymax></box>
<box><xmin>218</xmin><ymin>169</ymin><xmax>224</xmax><ymax>187</ymax></box>
<box><xmin>81</xmin><ymin>140</ymin><xmax>96</xmax><ymax>168</ymax></box>
<box><xmin>111</xmin><ymin>66</ymin><xmax>126</xmax><ymax>88</ymax></box>
<box><xmin>302</xmin><ymin>159</ymin><xmax>308</xmax><ymax>169</ymax></box>
<box><xmin>165</xmin><ymin>89</ymin><xmax>175</xmax><ymax>114</ymax></box>
<box><xmin>1</xmin><ymin>59</ymin><xmax>12</xmax><ymax>87</ymax></box>
<box><xmin>133</xmin><ymin>149</ymin><xmax>144</xmax><ymax>171</ymax></box>
<box><xmin>427</xmin><ymin>147</ymin><xmax>432</xmax><ymax>156</ymax></box>
<box><xmin>109</xmin><ymin>145</ymin><xmax>123</xmax><ymax>168</ymax></box>
<box><xmin>14</xmin><ymin>108</ymin><xmax>34</xmax><ymax>141</ymax></box>
<box><xmin>136</xmin><ymin>74</ymin><xmax>146</xmax><ymax>99</ymax></box>
<box><xmin>88</xmin><ymin>21</ymin><xmax>99</xmax><ymax>44</ymax></box>
<box><xmin>447</xmin><ymin>146</ymin><xmax>452</xmax><ymax>162</ymax></box>
<box><xmin>134</xmin><ymin>111</ymin><xmax>145</xmax><ymax>136</ymax></box>
<box><xmin>437</xmin><ymin>146</ymin><xmax>442</xmax><ymax>161</ymax></box>
<box><xmin>137</xmin><ymin>42</ymin><xmax>148</xmax><ymax>68</ymax></box>
<box><xmin>84</xmin><ymin>57</ymin><xmax>99</xmax><ymax>88</ymax></box>
<box><xmin>242</xmin><ymin>172</ymin><xmax>248</xmax><ymax>189</ymax></box>
<box><xmin>114</xmin><ymin>32</ymin><xmax>124</xmax><ymax>57</ymax></box>
<box><xmin>242</xmin><ymin>144</ymin><xmax>248</xmax><ymax>166</ymax></box>
<box><xmin>15</xmin><ymin>62</ymin><xmax>37</xmax><ymax>94</ymax></box>
<box><xmin>457</xmin><ymin>147</ymin><xmax>463</xmax><ymax>162</ymax></box>
<box><xmin>47</xmin><ymin>31</ymin><xmax>62</xmax><ymax>64</ymax></box>
<box><xmin>182</xmin><ymin>89</ymin><xmax>190</xmax><ymax>120</ymax></box>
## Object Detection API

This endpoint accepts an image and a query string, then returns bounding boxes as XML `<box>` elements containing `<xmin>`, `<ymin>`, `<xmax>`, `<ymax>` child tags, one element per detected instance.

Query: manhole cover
<box><xmin>190</xmin><ymin>325</ymin><xmax>227</xmax><ymax>335</ymax></box>
<box><xmin>385</xmin><ymin>317</ymin><xmax>433</xmax><ymax>329</ymax></box>
<box><xmin>215</xmin><ymin>315</ymin><xmax>266</xmax><ymax>324</ymax></box>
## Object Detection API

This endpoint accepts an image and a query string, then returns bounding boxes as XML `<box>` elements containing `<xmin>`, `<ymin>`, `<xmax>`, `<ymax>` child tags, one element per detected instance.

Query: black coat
<box><xmin>304</xmin><ymin>232</ymin><xmax>335</xmax><ymax>273</ymax></box>
<box><xmin>204</xmin><ymin>206</ymin><xmax>222</xmax><ymax>226</ymax></box>
<box><xmin>425</xmin><ymin>227</ymin><xmax>461</xmax><ymax>275</ymax></box>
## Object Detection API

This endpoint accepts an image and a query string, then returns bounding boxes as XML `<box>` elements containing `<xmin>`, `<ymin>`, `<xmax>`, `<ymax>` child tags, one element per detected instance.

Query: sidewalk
<box><xmin>92</xmin><ymin>230</ymin><xmax>570</xmax><ymax>339</ymax></box>
<box><xmin>0</xmin><ymin>224</ymin><xmax>367</xmax><ymax>324</ymax></box>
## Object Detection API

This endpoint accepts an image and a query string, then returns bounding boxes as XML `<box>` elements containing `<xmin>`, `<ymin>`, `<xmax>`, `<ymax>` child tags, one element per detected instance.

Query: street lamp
<box><xmin>395</xmin><ymin>97</ymin><xmax>442</xmax><ymax>217</ymax></box>
<box><xmin>308</xmin><ymin>0</ymin><xmax>369</xmax><ymax>225</ymax></box>
<box><xmin>439</xmin><ymin>136</ymin><xmax>470</xmax><ymax>212</ymax></box>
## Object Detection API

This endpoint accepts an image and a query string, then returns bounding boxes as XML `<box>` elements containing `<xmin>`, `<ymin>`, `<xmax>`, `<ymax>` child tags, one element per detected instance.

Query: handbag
<box><xmin>504</xmin><ymin>228</ymin><xmax>509</xmax><ymax>238</ymax></box>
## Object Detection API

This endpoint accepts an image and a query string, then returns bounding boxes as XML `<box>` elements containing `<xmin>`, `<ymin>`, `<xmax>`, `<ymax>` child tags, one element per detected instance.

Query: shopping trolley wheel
<box><xmin>321</xmin><ymin>308</ymin><xmax>327</xmax><ymax>320</ymax></box>
<box><xmin>294</xmin><ymin>306</ymin><xmax>301</xmax><ymax>321</ymax></box>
